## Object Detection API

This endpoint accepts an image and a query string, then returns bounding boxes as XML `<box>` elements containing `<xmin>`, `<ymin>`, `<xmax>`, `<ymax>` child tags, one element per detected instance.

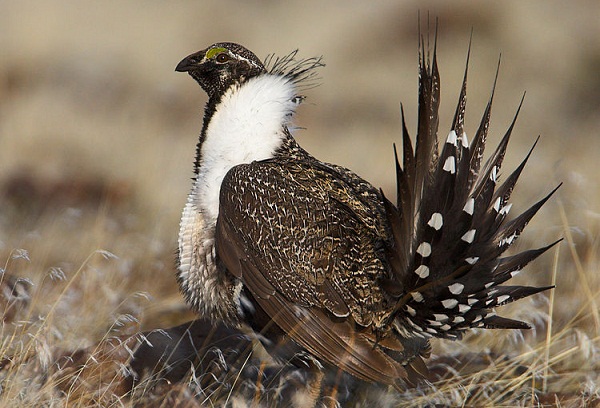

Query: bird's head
<box><xmin>176</xmin><ymin>42</ymin><xmax>266</xmax><ymax>99</ymax></box>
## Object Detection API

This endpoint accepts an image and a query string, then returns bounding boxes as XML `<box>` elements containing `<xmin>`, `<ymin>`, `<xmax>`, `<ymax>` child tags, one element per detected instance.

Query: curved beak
<box><xmin>175</xmin><ymin>50</ymin><xmax>205</xmax><ymax>72</ymax></box>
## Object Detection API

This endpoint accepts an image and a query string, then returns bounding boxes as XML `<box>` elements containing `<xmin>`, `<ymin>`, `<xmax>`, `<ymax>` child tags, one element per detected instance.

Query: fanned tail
<box><xmin>384</xmin><ymin>34</ymin><xmax>560</xmax><ymax>341</ymax></box>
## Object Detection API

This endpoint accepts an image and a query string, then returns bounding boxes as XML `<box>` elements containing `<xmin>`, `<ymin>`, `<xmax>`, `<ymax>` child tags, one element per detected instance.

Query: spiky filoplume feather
<box><xmin>175</xmin><ymin>35</ymin><xmax>560</xmax><ymax>391</ymax></box>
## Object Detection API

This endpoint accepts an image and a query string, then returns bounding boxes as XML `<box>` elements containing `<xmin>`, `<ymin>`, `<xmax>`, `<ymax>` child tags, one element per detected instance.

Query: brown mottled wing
<box><xmin>215</xmin><ymin>159</ymin><xmax>408</xmax><ymax>386</ymax></box>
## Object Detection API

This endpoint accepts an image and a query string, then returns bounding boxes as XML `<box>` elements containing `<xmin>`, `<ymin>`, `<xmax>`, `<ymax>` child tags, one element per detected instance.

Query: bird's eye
<box><xmin>215</xmin><ymin>53</ymin><xmax>230</xmax><ymax>63</ymax></box>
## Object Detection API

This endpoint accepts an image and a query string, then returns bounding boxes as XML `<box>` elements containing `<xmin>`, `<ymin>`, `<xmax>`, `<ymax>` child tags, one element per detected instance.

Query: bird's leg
<box><xmin>304</xmin><ymin>366</ymin><xmax>325</xmax><ymax>408</ymax></box>
<box><xmin>321</xmin><ymin>367</ymin><xmax>345</xmax><ymax>408</ymax></box>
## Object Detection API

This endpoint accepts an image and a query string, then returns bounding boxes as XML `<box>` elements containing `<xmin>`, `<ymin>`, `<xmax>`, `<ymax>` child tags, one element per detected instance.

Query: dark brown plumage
<box><xmin>175</xmin><ymin>35</ymin><xmax>559</xmax><ymax>390</ymax></box>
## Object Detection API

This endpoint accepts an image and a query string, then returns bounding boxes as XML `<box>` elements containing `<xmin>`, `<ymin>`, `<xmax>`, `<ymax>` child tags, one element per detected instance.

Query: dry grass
<box><xmin>1</xmin><ymin>1</ymin><xmax>599</xmax><ymax>406</ymax></box>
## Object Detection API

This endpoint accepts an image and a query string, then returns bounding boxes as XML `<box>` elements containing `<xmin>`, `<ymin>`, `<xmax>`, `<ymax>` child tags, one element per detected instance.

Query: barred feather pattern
<box><xmin>384</xmin><ymin>37</ymin><xmax>561</xmax><ymax>341</ymax></box>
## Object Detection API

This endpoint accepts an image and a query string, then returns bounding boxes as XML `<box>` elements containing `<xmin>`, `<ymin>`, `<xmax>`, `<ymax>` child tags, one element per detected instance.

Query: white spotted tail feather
<box><xmin>382</xmin><ymin>38</ymin><xmax>561</xmax><ymax>340</ymax></box>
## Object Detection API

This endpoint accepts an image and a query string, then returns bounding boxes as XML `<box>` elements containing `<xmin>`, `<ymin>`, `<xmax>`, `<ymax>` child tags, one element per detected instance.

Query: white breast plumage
<box><xmin>195</xmin><ymin>74</ymin><xmax>298</xmax><ymax>222</ymax></box>
<box><xmin>177</xmin><ymin>73</ymin><xmax>298</xmax><ymax>319</ymax></box>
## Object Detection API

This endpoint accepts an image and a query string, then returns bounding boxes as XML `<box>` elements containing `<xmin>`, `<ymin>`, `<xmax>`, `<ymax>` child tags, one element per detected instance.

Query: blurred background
<box><xmin>0</xmin><ymin>1</ymin><xmax>598</xmax><ymax>344</ymax></box>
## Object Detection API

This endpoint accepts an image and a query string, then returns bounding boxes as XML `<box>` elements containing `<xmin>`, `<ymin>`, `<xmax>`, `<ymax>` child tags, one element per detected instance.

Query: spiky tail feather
<box><xmin>383</xmin><ymin>34</ymin><xmax>560</xmax><ymax>341</ymax></box>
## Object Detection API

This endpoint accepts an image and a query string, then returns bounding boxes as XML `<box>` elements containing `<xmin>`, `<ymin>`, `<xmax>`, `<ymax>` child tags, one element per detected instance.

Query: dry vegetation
<box><xmin>1</xmin><ymin>1</ymin><xmax>599</xmax><ymax>407</ymax></box>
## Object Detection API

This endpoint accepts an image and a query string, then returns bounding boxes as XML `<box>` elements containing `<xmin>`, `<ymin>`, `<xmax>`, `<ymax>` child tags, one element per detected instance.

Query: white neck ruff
<box><xmin>194</xmin><ymin>74</ymin><xmax>297</xmax><ymax>221</ymax></box>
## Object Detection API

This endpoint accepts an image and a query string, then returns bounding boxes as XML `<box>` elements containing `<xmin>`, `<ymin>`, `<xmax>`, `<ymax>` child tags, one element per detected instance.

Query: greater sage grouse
<box><xmin>175</xmin><ymin>39</ymin><xmax>559</xmax><ymax>389</ymax></box>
